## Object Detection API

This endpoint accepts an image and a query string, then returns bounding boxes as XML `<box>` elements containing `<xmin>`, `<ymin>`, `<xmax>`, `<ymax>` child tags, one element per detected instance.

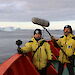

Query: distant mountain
<box><xmin>0</xmin><ymin>27</ymin><xmax>23</xmax><ymax>31</ymax></box>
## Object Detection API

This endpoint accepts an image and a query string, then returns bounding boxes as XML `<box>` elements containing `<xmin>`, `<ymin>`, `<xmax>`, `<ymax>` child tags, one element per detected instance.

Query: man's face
<box><xmin>34</xmin><ymin>34</ymin><xmax>42</xmax><ymax>39</ymax></box>
<box><xmin>64</xmin><ymin>28</ymin><xmax>71</xmax><ymax>36</ymax></box>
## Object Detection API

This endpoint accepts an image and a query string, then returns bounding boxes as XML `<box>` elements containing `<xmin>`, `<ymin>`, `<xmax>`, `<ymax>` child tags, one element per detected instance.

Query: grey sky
<box><xmin>0</xmin><ymin>0</ymin><xmax>75</xmax><ymax>21</ymax></box>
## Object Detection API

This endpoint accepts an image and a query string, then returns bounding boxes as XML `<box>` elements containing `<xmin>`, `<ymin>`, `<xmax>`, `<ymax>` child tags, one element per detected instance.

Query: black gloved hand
<box><xmin>17</xmin><ymin>47</ymin><xmax>23</xmax><ymax>54</ymax></box>
<box><xmin>68</xmin><ymin>55</ymin><xmax>75</xmax><ymax>66</ymax></box>
<box><xmin>16</xmin><ymin>40</ymin><xmax>23</xmax><ymax>54</ymax></box>
<box><xmin>68</xmin><ymin>55</ymin><xmax>75</xmax><ymax>61</ymax></box>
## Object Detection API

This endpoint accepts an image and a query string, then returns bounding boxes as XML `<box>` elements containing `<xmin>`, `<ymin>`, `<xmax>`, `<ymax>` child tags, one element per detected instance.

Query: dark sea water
<box><xmin>0</xmin><ymin>29</ymin><xmax>75</xmax><ymax>63</ymax></box>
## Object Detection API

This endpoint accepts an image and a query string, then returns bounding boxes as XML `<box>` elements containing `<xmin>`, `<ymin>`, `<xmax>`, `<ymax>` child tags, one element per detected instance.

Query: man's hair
<box><xmin>34</xmin><ymin>29</ymin><xmax>42</xmax><ymax>35</ymax></box>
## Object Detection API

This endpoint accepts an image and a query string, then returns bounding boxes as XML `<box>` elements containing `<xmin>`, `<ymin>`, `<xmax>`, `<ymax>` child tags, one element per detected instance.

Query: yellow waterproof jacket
<box><xmin>21</xmin><ymin>37</ymin><xmax>52</xmax><ymax>70</ymax></box>
<box><xmin>57</xmin><ymin>33</ymin><xmax>75</xmax><ymax>63</ymax></box>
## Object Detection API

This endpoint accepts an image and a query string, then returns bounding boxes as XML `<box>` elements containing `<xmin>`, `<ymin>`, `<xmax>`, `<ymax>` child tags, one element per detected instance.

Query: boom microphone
<box><xmin>32</xmin><ymin>17</ymin><xmax>50</xmax><ymax>27</ymax></box>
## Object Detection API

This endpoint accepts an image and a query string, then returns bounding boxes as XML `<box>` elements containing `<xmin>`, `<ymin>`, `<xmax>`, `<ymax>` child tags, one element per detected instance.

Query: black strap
<box><xmin>52</xmin><ymin>38</ymin><xmax>68</xmax><ymax>57</ymax></box>
<box><xmin>32</xmin><ymin>40</ymin><xmax>46</xmax><ymax>58</ymax></box>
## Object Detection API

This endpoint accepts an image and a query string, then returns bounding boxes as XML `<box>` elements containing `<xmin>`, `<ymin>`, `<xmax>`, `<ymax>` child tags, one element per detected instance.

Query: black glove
<box><xmin>68</xmin><ymin>55</ymin><xmax>75</xmax><ymax>66</ymax></box>
<box><xmin>16</xmin><ymin>40</ymin><xmax>23</xmax><ymax>54</ymax></box>
<box><xmin>17</xmin><ymin>47</ymin><xmax>23</xmax><ymax>54</ymax></box>
<box><xmin>68</xmin><ymin>55</ymin><xmax>75</xmax><ymax>61</ymax></box>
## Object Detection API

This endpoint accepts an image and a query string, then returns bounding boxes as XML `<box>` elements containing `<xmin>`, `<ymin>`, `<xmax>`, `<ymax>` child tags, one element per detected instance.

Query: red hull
<box><xmin>0</xmin><ymin>54</ymin><xmax>40</xmax><ymax>75</ymax></box>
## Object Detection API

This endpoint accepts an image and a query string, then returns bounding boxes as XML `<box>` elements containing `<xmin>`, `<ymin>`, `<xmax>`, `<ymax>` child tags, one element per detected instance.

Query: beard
<box><xmin>64</xmin><ymin>32</ymin><xmax>70</xmax><ymax>36</ymax></box>
<box><xmin>34</xmin><ymin>37</ymin><xmax>41</xmax><ymax>41</ymax></box>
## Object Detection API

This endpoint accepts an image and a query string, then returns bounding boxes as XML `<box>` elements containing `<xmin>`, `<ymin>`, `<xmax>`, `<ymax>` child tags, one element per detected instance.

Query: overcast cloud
<box><xmin>0</xmin><ymin>0</ymin><xmax>75</xmax><ymax>21</ymax></box>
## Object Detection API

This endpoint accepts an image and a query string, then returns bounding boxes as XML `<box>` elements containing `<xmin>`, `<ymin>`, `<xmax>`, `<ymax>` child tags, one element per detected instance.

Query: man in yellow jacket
<box><xmin>17</xmin><ymin>29</ymin><xmax>52</xmax><ymax>75</ymax></box>
<box><xmin>56</xmin><ymin>25</ymin><xmax>75</xmax><ymax>75</ymax></box>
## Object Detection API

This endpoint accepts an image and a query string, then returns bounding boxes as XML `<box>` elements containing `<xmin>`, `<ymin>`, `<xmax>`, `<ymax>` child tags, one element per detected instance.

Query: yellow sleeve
<box><xmin>21</xmin><ymin>42</ymin><xmax>32</xmax><ymax>53</ymax></box>
<box><xmin>57</xmin><ymin>38</ymin><xmax>61</xmax><ymax>47</ymax></box>
<box><xmin>45</xmin><ymin>42</ymin><xmax>52</xmax><ymax>60</ymax></box>
<box><xmin>72</xmin><ymin>40</ymin><xmax>75</xmax><ymax>55</ymax></box>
